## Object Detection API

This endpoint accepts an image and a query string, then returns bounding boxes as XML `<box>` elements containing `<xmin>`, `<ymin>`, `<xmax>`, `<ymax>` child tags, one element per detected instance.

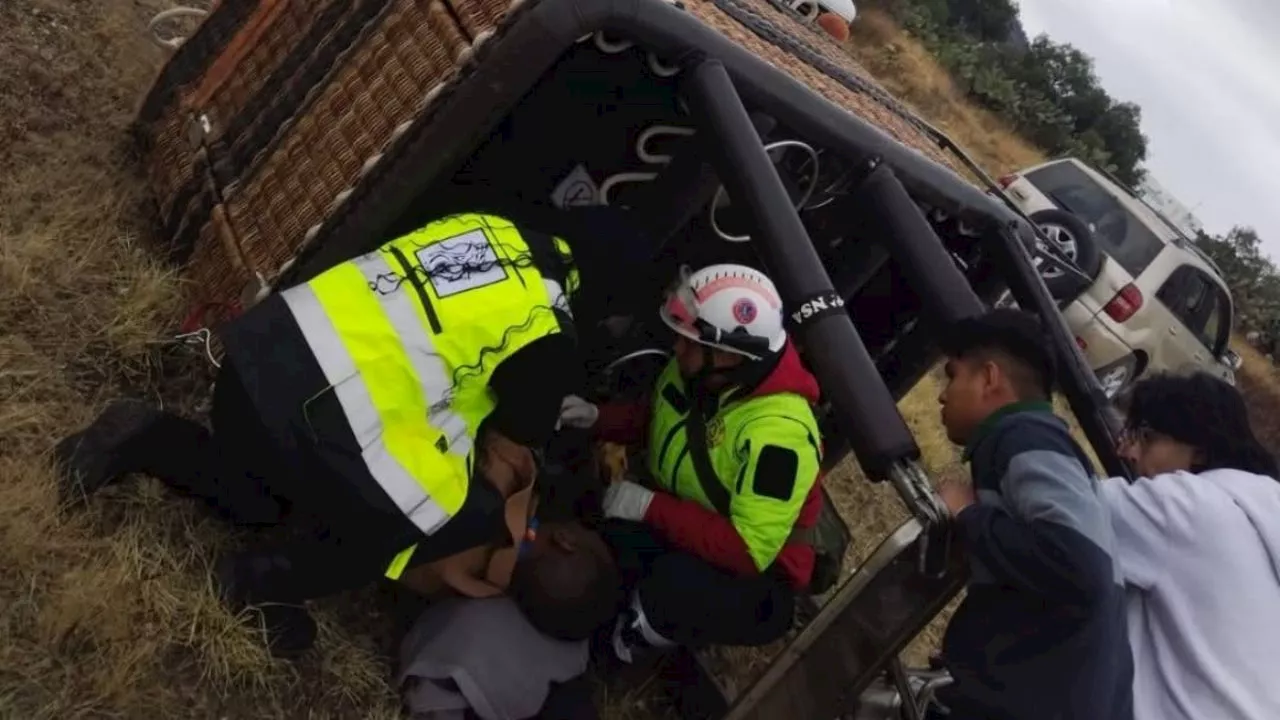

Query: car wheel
<box><xmin>1029</xmin><ymin>209</ymin><xmax>1103</xmax><ymax>299</ymax></box>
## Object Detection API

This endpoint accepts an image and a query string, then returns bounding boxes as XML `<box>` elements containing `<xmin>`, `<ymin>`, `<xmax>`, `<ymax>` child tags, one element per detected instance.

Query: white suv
<box><xmin>999</xmin><ymin>158</ymin><xmax>1236</xmax><ymax>397</ymax></box>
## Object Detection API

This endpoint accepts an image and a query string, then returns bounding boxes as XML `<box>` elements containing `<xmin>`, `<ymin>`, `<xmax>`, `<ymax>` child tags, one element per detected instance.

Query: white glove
<box><xmin>558</xmin><ymin>394</ymin><xmax>600</xmax><ymax>430</ymax></box>
<box><xmin>602</xmin><ymin>481</ymin><xmax>655</xmax><ymax>522</ymax></box>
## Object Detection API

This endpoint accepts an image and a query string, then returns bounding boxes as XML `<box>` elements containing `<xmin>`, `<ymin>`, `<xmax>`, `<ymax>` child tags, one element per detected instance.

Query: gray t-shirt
<box><xmin>398</xmin><ymin>597</ymin><xmax>589</xmax><ymax>720</ymax></box>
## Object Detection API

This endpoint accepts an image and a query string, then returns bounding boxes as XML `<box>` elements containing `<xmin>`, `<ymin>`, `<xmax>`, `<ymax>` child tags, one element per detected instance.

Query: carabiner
<box><xmin>636</xmin><ymin>125</ymin><xmax>695</xmax><ymax>165</ymax></box>
<box><xmin>599</xmin><ymin>171</ymin><xmax>658</xmax><ymax>206</ymax></box>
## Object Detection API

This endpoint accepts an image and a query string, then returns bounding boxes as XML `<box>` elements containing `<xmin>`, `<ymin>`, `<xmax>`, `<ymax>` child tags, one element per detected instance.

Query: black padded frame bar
<box><xmin>681</xmin><ymin>58</ymin><xmax>920</xmax><ymax>479</ymax></box>
<box><xmin>986</xmin><ymin>219</ymin><xmax>1130</xmax><ymax>478</ymax></box>
<box><xmin>849</xmin><ymin>161</ymin><xmax>986</xmax><ymax>328</ymax></box>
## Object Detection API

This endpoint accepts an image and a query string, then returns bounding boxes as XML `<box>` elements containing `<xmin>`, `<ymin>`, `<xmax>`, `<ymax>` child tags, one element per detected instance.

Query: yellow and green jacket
<box><xmin>220</xmin><ymin>213</ymin><xmax>577</xmax><ymax>577</ymax></box>
<box><xmin>595</xmin><ymin>342</ymin><xmax>824</xmax><ymax>588</ymax></box>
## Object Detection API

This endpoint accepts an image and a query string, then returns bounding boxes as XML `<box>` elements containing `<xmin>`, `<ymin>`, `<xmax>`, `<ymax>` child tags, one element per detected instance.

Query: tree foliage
<box><xmin>1196</xmin><ymin>227</ymin><xmax>1280</xmax><ymax>338</ymax></box>
<box><xmin>866</xmin><ymin>0</ymin><xmax>1150</xmax><ymax>184</ymax></box>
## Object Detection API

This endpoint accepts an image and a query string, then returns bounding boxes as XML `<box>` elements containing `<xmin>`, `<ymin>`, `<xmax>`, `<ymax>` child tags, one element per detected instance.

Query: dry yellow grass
<box><xmin>847</xmin><ymin>8</ymin><xmax>1047</xmax><ymax>176</ymax></box>
<box><xmin>1227</xmin><ymin>337</ymin><xmax>1280</xmax><ymax>452</ymax></box>
<box><xmin>1</xmin><ymin>1</ymin><xmax>400</xmax><ymax>716</ymax></box>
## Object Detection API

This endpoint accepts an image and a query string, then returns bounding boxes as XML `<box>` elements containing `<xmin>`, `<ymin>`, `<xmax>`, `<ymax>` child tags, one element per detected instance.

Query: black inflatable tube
<box><xmin>584</xmin><ymin>0</ymin><xmax>1025</xmax><ymax>224</ymax></box>
<box><xmin>991</xmin><ymin>218</ymin><xmax>1129</xmax><ymax>478</ymax></box>
<box><xmin>851</xmin><ymin>162</ymin><xmax>985</xmax><ymax>328</ymax></box>
<box><xmin>683</xmin><ymin>58</ymin><xmax>920</xmax><ymax>478</ymax></box>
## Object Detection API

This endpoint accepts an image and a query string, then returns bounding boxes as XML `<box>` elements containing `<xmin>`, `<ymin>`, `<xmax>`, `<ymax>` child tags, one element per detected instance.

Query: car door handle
<box><xmin>1193</xmin><ymin>354</ymin><xmax>1205</xmax><ymax>362</ymax></box>
<box><xmin>1168</xmin><ymin>327</ymin><xmax>1178</xmax><ymax>335</ymax></box>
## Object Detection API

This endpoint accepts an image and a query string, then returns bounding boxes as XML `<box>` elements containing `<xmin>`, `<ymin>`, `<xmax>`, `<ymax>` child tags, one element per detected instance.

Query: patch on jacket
<box><xmin>753</xmin><ymin>445</ymin><xmax>798</xmax><ymax>500</ymax></box>
<box><xmin>707</xmin><ymin>416</ymin><xmax>725</xmax><ymax>448</ymax></box>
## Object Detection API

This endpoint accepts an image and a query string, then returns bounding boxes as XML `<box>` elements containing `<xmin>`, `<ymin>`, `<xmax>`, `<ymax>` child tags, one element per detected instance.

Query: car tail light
<box><xmin>1075</xmin><ymin>336</ymin><xmax>1088</xmax><ymax>352</ymax></box>
<box><xmin>1103</xmin><ymin>284</ymin><xmax>1143</xmax><ymax>322</ymax></box>
<box><xmin>997</xmin><ymin>174</ymin><xmax>1017</xmax><ymax>188</ymax></box>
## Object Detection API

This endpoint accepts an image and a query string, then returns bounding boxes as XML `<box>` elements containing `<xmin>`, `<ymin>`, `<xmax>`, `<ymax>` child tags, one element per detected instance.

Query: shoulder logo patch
<box><xmin>706</xmin><ymin>416</ymin><xmax>726</xmax><ymax>448</ymax></box>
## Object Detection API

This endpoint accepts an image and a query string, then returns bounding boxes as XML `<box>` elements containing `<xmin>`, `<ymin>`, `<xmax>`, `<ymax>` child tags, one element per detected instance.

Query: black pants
<box><xmin>124</xmin><ymin>365</ymin><xmax>499</xmax><ymax>603</ymax></box>
<box><xmin>600</xmin><ymin>521</ymin><xmax>795</xmax><ymax>647</ymax></box>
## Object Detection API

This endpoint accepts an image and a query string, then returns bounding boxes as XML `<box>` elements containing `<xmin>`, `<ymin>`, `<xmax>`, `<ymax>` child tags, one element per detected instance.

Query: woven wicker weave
<box><xmin>137</xmin><ymin>0</ymin><xmax>960</xmax><ymax>318</ymax></box>
<box><xmin>136</xmin><ymin>0</ymin><xmax>367</xmax><ymax>261</ymax></box>
<box><xmin>223</xmin><ymin>0</ymin><xmax>480</xmax><ymax>291</ymax></box>
<box><xmin>692</xmin><ymin>0</ymin><xmax>956</xmax><ymax>171</ymax></box>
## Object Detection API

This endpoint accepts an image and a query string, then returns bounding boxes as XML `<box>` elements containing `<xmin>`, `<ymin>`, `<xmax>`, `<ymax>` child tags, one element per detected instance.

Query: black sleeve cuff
<box><xmin>487</xmin><ymin>333</ymin><xmax>581</xmax><ymax>447</ymax></box>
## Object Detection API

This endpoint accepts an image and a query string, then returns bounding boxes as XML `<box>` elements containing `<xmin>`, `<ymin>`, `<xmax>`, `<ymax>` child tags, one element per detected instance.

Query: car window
<box><xmin>1023</xmin><ymin>162</ymin><xmax>1164</xmax><ymax>277</ymax></box>
<box><xmin>1197</xmin><ymin>285</ymin><xmax>1231</xmax><ymax>355</ymax></box>
<box><xmin>1200</xmin><ymin>292</ymin><xmax>1223</xmax><ymax>350</ymax></box>
<box><xmin>1158</xmin><ymin>265</ymin><xmax>1229</xmax><ymax>353</ymax></box>
<box><xmin>1156</xmin><ymin>265</ymin><xmax>1197</xmax><ymax>326</ymax></box>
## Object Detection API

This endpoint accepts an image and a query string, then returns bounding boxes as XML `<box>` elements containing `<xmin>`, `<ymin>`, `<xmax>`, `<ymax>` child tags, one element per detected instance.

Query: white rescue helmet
<box><xmin>659</xmin><ymin>264</ymin><xmax>787</xmax><ymax>361</ymax></box>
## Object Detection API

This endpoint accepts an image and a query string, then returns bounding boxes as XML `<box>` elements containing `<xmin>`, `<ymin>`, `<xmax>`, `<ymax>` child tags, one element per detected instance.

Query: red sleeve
<box><xmin>594</xmin><ymin>401</ymin><xmax>651</xmax><ymax>445</ymax></box>
<box><xmin>643</xmin><ymin>491</ymin><xmax>759</xmax><ymax>577</ymax></box>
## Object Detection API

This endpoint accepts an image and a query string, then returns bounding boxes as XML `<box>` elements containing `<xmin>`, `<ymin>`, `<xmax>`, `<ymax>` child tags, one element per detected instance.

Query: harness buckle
<box><xmin>886</xmin><ymin>460</ymin><xmax>951</xmax><ymax>578</ymax></box>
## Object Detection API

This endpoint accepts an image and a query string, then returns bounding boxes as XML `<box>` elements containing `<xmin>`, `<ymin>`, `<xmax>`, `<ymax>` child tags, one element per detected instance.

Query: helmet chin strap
<box><xmin>689</xmin><ymin>345</ymin><xmax>721</xmax><ymax>398</ymax></box>
<box><xmin>688</xmin><ymin>343</ymin><xmax>779</xmax><ymax>403</ymax></box>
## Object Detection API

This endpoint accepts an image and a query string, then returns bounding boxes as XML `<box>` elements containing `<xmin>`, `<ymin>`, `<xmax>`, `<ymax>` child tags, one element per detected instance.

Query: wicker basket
<box><xmin>134</xmin><ymin>0</ymin><xmax>384</xmax><ymax>267</ymax></box>
<box><xmin>135</xmin><ymin>0</ymin><xmax>958</xmax><ymax>321</ymax></box>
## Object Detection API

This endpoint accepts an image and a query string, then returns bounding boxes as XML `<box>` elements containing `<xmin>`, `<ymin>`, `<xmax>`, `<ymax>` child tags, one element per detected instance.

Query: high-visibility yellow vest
<box><xmin>646</xmin><ymin>360</ymin><xmax>821</xmax><ymax>571</ymax></box>
<box><xmin>279</xmin><ymin>214</ymin><xmax>575</xmax><ymax>577</ymax></box>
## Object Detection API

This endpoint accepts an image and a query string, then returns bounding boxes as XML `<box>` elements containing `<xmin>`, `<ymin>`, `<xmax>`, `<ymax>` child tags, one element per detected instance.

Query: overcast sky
<box><xmin>1016</xmin><ymin>0</ymin><xmax>1280</xmax><ymax>257</ymax></box>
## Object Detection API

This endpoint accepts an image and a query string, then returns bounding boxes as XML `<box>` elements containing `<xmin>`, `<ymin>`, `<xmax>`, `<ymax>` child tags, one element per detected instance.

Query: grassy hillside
<box><xmin>847</xmin><ymin>9</ymin><xmax>1045</xmax><ymax>176</ymax></box>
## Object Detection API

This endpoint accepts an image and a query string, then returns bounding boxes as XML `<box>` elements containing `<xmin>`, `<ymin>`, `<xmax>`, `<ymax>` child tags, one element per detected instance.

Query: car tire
<box><xmin>1029</xmin><ymin>209</ymin><xmax>1103</xmax><ymax>299</ymax></box>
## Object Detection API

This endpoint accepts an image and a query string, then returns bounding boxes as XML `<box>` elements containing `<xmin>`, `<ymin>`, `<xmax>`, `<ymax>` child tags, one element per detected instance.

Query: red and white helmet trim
<box><xmin>659</xmin><ymin>264</ymin><xmax>787</xmax><ymax>360</ymax></box>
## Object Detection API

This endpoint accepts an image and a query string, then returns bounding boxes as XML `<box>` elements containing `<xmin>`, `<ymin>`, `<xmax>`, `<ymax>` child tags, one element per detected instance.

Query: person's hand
<box><xmin>938</xmin><ymin>475</ymin><xmax>976</xmax><ymax>517</ymax></box>
<box><xmin>602</xmin><ymin>480</ymin><xmax>655</xmax><ymax>522</ymax></box>
<box><xmin>558</xmin><ymin>395</ymin><xmax>600</xmax><ymax>430</ymax></box>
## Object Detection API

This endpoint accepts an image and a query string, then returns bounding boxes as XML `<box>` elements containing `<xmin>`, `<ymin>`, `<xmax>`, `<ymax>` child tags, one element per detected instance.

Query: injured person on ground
<box><xmin>396</xmin><ymin>429</ymin><xmax>620</xmax><ymax>642</ymax></box>
<box><xmin>395</xmin><ymin>430</ymin><xmax>622</xmax><ymax>720</ymax></box>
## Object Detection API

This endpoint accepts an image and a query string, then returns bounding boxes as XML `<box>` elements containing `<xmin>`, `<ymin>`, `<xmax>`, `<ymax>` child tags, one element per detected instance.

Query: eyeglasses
<box><xmin>1119</xmin><ymin>424</ymin><xmax>1157</xmax><ymax>447</ymax></box>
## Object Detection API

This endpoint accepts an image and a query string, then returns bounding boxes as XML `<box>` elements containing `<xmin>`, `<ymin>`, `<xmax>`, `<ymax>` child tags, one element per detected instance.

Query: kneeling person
<box><xmin>56</xmin><ymin>213</ymin><xmax>584</xmax><ymax>655</ymax></box>
<box><xmin>560</xmin><ymin>264</ymin><xmax>825</xmax><ymax>662</ymax></box>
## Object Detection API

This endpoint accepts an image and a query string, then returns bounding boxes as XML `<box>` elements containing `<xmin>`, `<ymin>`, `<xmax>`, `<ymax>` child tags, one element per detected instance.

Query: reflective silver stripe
<box><xmin>280</xmin><ymin>281</ymin><xmax>451</xmax><ymax>536</ymax></box>
<box><xmin>544</xmin><ymin>278</ymin><xmax>572</xmax><ymax>318</ymax></box>
<box><xmin>351</xmin><ymin>252</ymin><xmax>474</xmax><ymax>460</ymax></box>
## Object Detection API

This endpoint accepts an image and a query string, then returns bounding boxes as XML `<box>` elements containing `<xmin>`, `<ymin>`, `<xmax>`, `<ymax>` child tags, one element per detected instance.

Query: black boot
<box><xmin>55</xmin><ymin>400</ymin><xmax>165</xmax><ymax>503</ymax></box>
<box><xmin>215</xmin><ymin>550</ymin><xmax>318</xmax><ymax>659</ymax></box>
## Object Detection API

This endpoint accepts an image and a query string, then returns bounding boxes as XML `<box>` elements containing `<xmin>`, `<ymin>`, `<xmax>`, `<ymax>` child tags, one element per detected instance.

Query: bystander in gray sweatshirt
<box><xmin>1100</xmin><ymin>468</ymin><xmax>1280</xmax><ymax>720</ymax></box>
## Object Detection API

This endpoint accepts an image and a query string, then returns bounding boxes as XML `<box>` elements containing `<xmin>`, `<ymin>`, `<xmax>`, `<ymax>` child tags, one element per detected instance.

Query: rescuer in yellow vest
<box><xmin>558</xmin><ymin>264</ymin><xmax>826</xmax><ymax>664</ymax></box>
<box><xmin>55</xmin><ymin>213</ymin><xmax>619</xmax><ymax>656</ymax></box>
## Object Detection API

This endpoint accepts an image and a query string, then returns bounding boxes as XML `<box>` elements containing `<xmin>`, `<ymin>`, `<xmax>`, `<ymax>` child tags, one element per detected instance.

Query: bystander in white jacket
<box><xmin>1099</xmin><ymin>468</ymin><xmax>1280</xmax><ymax>720</ymax></box>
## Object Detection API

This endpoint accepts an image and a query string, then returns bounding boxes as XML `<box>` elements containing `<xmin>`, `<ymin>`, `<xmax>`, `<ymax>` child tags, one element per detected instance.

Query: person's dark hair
<box><xmin>508</xmin><ymin>534</ymin><xmax>623</xmax><ymax>641</ymax></box>
<box><xmin>939</xmin><ymin>309</ymin><xmax>1056</xmax><ymax>399</ymax></box>
<box><xmin>1124</xmin><ymin>372</ymin><xmax>1277</xmax><ymax>477</ymax></box>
